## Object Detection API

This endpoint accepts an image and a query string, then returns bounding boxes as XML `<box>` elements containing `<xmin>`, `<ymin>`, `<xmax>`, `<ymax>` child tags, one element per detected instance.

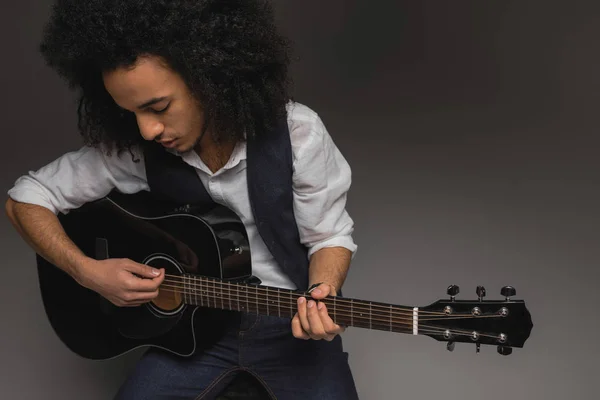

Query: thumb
<box><xmin>124</xmin><ymin>260</ymin><xmax>162</xmax><ymax>278</ymax></box>
<box><xmin>309</xmin><ymin>283</ymin><xmax>333</xmax><ymax>300</ymax></box>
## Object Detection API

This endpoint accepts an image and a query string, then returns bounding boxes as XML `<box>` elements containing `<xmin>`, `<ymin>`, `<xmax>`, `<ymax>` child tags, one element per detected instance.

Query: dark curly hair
<box><xmin>39</xmin><ymin>0</ymin><xmax>293</xmax><ymax>155</ymax></box>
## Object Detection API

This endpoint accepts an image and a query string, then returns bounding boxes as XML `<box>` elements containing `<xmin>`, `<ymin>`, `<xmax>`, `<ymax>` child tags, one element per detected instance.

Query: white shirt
<box><xmin>8</xmin><ymin>102</ymin><xmax>357</xmax><ymax>290</ymax></box>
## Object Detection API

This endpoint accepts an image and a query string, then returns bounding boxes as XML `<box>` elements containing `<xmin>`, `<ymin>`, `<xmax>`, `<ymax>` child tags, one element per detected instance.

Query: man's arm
<box><xmin>288</xmin><ymin>104</ymin><xmax>357</xmax><ymax>340</ymax></box>
<box><xmin>6</xmin><ymin>199</ymin><xmax>91</xmax><ymax>282</ymax></box>
<box><xmin>308</xmin><ymin>246</ymin><xmax>352</xmax><ymax>296</ymax></box>
<box><xmin>292</xmin><ymin>246</ymin><xmax>352</xmax><ymax>341</ymax></box>
<box><xmin>5</xmin><ymin>146</ymin><xmax>163</xmax><ymax>307</ymax></box>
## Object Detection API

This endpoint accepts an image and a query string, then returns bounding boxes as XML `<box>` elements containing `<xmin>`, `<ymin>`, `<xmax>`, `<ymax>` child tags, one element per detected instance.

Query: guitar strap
<box><xmin>142</xmin><ymin>116</ymin><xmax>311</xmax><ymax>291</ymax></box>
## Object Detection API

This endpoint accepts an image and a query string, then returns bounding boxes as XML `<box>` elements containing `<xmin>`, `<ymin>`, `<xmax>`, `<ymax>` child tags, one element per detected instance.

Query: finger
<box><xmin>121</xmin><ymin>290</ymin><xmax>160</xmax><ymax>307</ymax></box>
<box><xmin>125</xmin><ymin>269</ymin><xmax>165</xmax><ymax>292</ymax></box>
<box><xmin>297</xmin><ymin>296</ymin><xmax>311</xmax><ymax>333</ymax></box>
<box><xmin>291</xmin><ymin>314</ymin><xmax>310</xmax><ymax>340</ymax></box>
<box><xmin>306</xmin><ymin>299</ymin><xmax>327</xmax><ymax>339</ymax></box>
<box><xmin>318</xmin><ymin>302</ymin><xmax>344</xmax><ymax>340</ymax></box>
<box><xmin>309</xmin><ymin>283</ymin><xmax>332</xmax><ymax>300</ymax></box>
<box><xmin>123</xmin><ymin>301</ymin><xmax>147</xmax><ymax>307</ymax></box>
<box><xmin>124</xmin><ymin>260</ymin><xmax>163</xmax><ymax>279</ymax></box>
<box><xmin>130</xmin><ymin>289</ymin><xmax>160</xmax><ymax>302</ymax></box>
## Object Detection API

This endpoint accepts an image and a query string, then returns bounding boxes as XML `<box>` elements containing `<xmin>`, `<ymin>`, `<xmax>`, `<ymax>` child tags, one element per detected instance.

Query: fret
<box><xmin>266</xmin><ymin>287</ymin><xmax>270</xmax><ymax>316</ymax></box>
<box><xmin>189</xmin><ymin>275</ymin><xmax>193</xmax><ymax>306</ymax></box>
<box><xmin>245</xmin><ymin>284</ymin><xmax>249</xmax><ymax>313</ymax></box>
<box><xmin>256</xmin><ymin>285</ymin><xmax>259</xmax><ymax>314</ymax></box>
<box><xmin>183</xmin><ymin>274</ymin><xmax>187</xmax><ymax>305</ymax></box>
<box><xmin>333</xmin><ymin>297</ymin><xmax>337</xmax><ymax>323</ymax></box>
<box><xmin>237</xmin><ymin>282</ymin><xmax>240</xmax><ymax>311</ymax></box>
<box><xmin>369</xmin><ymin>302</ymin><xmax>372</xmax><ymax>330</ymax></box>
<box><xmin>197</xmin><ymin>278</ymin><xmax>201</xmax><ymax>306</ymax></box>
<box><xmin>227</xmin><ymin>281</ymin><xmax>231</xmax><ymax>310</ymax></box>
<box><xmin>208</xmin><ymin>279</ymin><xmax>217</xmax><ymax>308</ymax></box>
<box><xmin>205</xmin><ymin>278</ymin><xmax>210</xmax><ymax>307</ymax></box>
<box><xmin>351</xmin><ymin>299</ymin><xmax>353</xmax><ymax>327</ymax></box>
<box><xmin>220</xmin><ymin>281</ymin><xmax>224</xmax><ymax>310</ymax></box>
<box><xmin>214</xmin><ymin>280</ymin><xmax>218</xmax><ymax>309</ymax></box>
<box><xmin>190</xmin><ymin>275</ymin><xmax>195</xmax><ymax>306</ymax></box>
<box><xmin>277</xmin><ymin>289</ymin><xmax>280</xmax><ymax>317</ymax></box>
<box><xmin>290</xmin><ymin>291</ymin><xmax>293</xmax><ymax>318</ymax></box>
<box><xmin>193</xmin><ymin>276</ymin><xmax>197</xmax><ymax>306</ymax></box>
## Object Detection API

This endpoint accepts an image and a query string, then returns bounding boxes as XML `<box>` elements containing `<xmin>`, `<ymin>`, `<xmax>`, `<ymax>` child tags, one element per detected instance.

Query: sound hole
<box><xmin>144</xmin><ymin>254</ymin><xmax>185</xmax><ymax>315</ymax></box>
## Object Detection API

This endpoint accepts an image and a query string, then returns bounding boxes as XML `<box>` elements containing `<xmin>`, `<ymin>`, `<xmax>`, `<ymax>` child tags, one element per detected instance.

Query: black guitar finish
<box><xmin>36</xmin><ymin>191</ymin><xmax>533</xmax><ymax>360</ymax></box>
<box><xmin>37</xmin><ymin>190</ymin><xmax>252</xmax><ymax>360</ymax></box>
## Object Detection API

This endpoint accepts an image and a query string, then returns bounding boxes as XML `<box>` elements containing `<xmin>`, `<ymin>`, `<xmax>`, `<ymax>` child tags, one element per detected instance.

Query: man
<box><xmin>6</xmin><ymin>1</ymin><xmax>359</xmax><ymax>398</ymax></box>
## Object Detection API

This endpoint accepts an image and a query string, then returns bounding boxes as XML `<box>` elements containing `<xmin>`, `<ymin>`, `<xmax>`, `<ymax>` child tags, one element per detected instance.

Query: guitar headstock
<box><xmin>420</xmin><ymin>285</ymin><xmax>533</xmax><ymax>355</ymax></box>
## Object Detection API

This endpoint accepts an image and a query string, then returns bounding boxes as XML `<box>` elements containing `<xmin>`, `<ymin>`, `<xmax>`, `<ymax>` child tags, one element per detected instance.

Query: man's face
<box><xmin>103</xmin><ymin>55</ymin><xmax>206</xmax><ymax>153</ymax></box>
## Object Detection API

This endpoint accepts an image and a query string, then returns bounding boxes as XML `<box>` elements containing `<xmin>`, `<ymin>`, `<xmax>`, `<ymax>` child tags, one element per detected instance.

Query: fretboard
<box><xmin>174</xmin><ymin>275</ymin><xmax>418</xmax><ymax>334</ymax></box>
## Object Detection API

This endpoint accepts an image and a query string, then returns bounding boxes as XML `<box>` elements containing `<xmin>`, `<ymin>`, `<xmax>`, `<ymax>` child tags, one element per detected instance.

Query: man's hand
<box><xmin>76</xmin><ymin>258</ymin><xmax>165</xmax><ymax>307</ymax></box>
<box><xmin>291</xmin><ymin>282</ymin><xmax>345</xmax><ymax>341</ymax></box>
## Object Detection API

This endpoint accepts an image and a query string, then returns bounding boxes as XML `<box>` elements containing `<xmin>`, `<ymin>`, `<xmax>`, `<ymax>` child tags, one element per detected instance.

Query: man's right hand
<box><xmin>75</xmin><ymin>258</ymin><xmax>165</xmax><ymax>307</ymax></box>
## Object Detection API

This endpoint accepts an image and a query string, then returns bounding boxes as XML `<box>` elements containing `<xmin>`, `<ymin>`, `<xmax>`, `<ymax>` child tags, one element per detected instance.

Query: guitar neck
<box><xmin>169</xmin><ymin>275</ymin><xmax>417</xmax><ymax>335</ymax></box>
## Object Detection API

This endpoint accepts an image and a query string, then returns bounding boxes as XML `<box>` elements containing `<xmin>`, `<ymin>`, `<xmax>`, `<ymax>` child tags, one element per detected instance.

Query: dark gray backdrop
<box><xmin>2</xmin><ymin>1</ymin><xmax>598</xmax><ymax>399</ymax></box>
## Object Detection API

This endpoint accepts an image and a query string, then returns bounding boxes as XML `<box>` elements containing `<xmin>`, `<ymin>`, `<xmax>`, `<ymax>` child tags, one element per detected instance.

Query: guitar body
<box><xmin>36</xmin><ymin>190</ymin><xmax>253</xmax><ymax>360</ymax></box>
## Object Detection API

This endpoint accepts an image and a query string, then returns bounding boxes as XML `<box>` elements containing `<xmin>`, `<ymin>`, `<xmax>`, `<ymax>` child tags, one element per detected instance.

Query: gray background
<box><xmin>1</xmin><ymin>1</ymin><xmax>598</xmax><ymax>399</ymax></box>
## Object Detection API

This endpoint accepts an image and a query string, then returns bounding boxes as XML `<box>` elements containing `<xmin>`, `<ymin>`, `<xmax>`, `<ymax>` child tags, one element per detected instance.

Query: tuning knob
<box><xmin>447</xmin><ymin>341</ymin><xmax>455</xmax><ymax>352</ymax></box>
<box><xmin>447</xmin><ymin>285</ymin><xmax>460</xmax><ymax>301</ymax></box>
<box><xmin>476</xmin><ymin>286</ymin><xmax>486</xmax><ymax>301</ymax></box>
<box><xmin>497</xmin><ymin>345</ymin><xmax>513</xmax><ymax>356</ymax></box>
<box><xmin>501</xmin><ymin>286</ymin><xmax>516</xmax><ymax>301</ymax></box>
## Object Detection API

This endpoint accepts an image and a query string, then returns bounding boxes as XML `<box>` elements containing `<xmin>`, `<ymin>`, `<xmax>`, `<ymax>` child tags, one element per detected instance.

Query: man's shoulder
<box><xmin>286</xmin><ymin>101</ymin><xmax>322</xmax><ymax>126</ymax></box>
<box><xmin>285</xmin><ymin>101</ymin><xmax>329</xmax><ymax>142</ymax></box>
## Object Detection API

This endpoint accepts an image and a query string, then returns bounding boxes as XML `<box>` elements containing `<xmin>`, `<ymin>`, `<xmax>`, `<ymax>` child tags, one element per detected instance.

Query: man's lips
<box><xmin>158</xmin><ymin>138</ymin><xmax>177</xmax><ymax>147</ymax></box>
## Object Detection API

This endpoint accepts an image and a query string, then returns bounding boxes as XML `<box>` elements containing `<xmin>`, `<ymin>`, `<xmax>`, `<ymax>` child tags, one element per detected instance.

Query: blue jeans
<box><xmin>114</xmin><ymin>311</ymin><xmax>359</xmax><ymax>399</ymax></box>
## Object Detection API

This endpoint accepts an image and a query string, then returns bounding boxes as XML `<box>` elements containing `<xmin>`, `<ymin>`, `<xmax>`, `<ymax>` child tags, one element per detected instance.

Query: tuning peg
<box><xmin>476</xmin><ymin>285</ymin><xmax>486</xmax><ymax>301</ymax></box>
<box><xmin>497</xmin><ymin>345</ymin><xmax>513</xmax><ymax>356</ymax></box>
<box><xmin>447</xmin><ymin>285</ymin><xmax>459</xmax><ymax>301</ymax></box>
<box><xmin>476</xmin><ymin>343</ymin><xmax>481</xmax><ymax>353</ymax></box>
<box><xmin>501</xmin><ymin>286</ymin><xmax>516</xmax><ymax>301</ymax></box>
<box><xmin>447</xmin><ymin>341</ymin><xmax>455</xmax><ymax>352</ymax></box>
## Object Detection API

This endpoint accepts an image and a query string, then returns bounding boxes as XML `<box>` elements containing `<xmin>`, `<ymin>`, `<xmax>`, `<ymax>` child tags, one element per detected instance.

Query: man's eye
<box><xmin>151</xmin><ymin>104</ymin><xmax>170</xmax><ymax>114</ymax></box>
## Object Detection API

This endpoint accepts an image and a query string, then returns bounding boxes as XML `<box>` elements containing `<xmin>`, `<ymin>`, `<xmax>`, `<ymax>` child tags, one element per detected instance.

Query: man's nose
<box><xmin>137</xmin><ymin>114</ymin><xmax>164</xmax><ymax>141</ymax></box>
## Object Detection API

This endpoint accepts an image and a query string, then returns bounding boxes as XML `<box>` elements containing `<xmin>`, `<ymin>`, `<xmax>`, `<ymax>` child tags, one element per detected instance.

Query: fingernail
<box><xmin>318</xmin><ymin>302</ymin><xmax>324</xmax><ymax>310</ymax></box>
<box><xmin>152</xmin><ymin>269</ymin><xmax>160</xmax><ymax>275</ymax></box>
<box><xmin>298</xmin><ymin>297</ymin><xmax>305</xmax><ymax>304</ymax></box>
<box><xmin>313</xmin><ymin>289</ymin><xmax>322</xmax><ymax>296</ymax></box>
<box><xmin>308</xmin><ymin>301</ymin><xmax>315</xmax><ymax>308</ymax></box>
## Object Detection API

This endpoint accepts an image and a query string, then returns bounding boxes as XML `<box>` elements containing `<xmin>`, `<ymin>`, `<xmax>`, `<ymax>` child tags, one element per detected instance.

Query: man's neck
<box><xmin>195</xmin><ymin>138</ymin><xmax>238</xmax><ymax>174</ymax></box>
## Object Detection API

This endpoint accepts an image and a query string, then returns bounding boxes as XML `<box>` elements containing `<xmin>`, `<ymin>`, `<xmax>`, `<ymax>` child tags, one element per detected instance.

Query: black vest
<box><xmin>142</xmin><ymin>119</ymin><xmax>310</xmax><ymax>290</ymax></box>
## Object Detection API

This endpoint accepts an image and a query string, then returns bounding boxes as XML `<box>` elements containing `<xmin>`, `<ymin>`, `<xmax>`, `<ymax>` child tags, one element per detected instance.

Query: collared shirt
<box><xmin>7</xmin><ymin>102</ymin><xmax>357</xmax><ymax>289</ymax></box>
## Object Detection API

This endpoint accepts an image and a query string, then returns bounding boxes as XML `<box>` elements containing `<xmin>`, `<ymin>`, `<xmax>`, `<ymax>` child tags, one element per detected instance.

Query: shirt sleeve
<box><xmin>289</xmin><ymin>103</ymin><xmax>358</xmax><ymax>258</ymax></box>
<box><xmin>7</xmin><ymin>144</ymin><xmax>149</xmax><ymax>215</ymax></box>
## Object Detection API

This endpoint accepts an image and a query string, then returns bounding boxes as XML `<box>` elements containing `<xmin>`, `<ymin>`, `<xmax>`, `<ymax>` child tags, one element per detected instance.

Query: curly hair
<box><xmin>39</xmin><ymin>0</ymin><xmax>293</xmax><ymax>155</ymax></box>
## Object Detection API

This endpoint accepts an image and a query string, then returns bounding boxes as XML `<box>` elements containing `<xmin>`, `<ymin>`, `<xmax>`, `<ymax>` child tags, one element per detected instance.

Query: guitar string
<box><xmin>156</xmin><ymin>284</ymin><xmax>504</xmax><ymax>336</ymax></box>
<box><xmin>160</xmin><ymin>277</ymin><xmax>499</xmax><ymax>318</ymax></box>
<box><xmin>159</xmin><ymin>276</ymin><xmax>498</xmax><ymax>318</ymax></box>
<box><xmin>158</xmin><ymin>283</ymin><xmax>497</xmax><ymax>322</ymax></box>
<box><xmin>158</xmin><ymin>282</ymin><xmax>469</xmax><ymax>322</ymax></box>
<box><xmin>159</xmin><ymin>276</ymin><xmax>446</xmax><ymax>316</ymax></box>
<box><xmin>155</xmin><ymin>286</ymin><xmax>503</xmax><ymax>341</ymax></box>
<box><xmin>159</xmin><ymin>277</ymin><xmax>443</xmax><ymax>317</ymax></box>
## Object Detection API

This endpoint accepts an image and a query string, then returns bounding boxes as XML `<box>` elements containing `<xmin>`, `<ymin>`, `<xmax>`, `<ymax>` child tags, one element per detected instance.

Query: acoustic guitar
<box><xmin>35</xmin><ymin>190</ymin><xmax>533</xmax><ymax>360</ymax></box>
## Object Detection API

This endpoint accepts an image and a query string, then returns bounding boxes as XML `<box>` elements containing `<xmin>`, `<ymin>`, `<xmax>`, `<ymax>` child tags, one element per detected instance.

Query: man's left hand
<box><xmin>291</xmin><ymin>283</ymin><xmax>345</xmax><ymax>341</ymax></box>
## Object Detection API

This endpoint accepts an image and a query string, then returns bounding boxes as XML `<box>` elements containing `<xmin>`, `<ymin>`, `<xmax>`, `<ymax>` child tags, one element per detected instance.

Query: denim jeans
<box><xmin>113</xmin><ymin>311</ymin><xmax>359</xmax><ymax>399</ymax></box>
